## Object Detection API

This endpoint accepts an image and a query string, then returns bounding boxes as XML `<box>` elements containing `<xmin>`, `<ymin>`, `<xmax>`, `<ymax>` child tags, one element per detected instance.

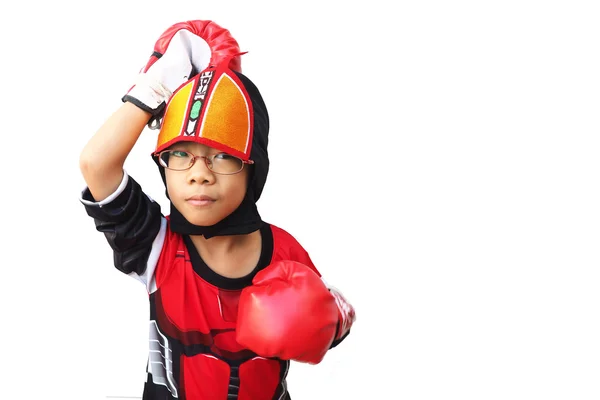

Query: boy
<box><xmin>79</xmin><ymin>20</ymin><xmax>355</xmax><ymax>400</ymax></box>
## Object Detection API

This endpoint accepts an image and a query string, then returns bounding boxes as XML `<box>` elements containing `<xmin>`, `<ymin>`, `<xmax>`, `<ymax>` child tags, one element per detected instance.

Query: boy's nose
<box><xmin>187</xmin><ymin>157</ymin><xmax>215</xmax><ymax>184</ymax></box>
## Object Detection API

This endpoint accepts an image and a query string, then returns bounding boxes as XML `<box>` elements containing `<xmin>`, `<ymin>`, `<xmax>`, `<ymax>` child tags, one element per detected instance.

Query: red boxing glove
<box><xmin>236</xmin><ymin>261</ymin><xmax>353</xmax><ymax>364</ymax></box>
<box><xmin>123</xmin><ymin>20</ymin><xmax>242</xmax><ymax>125</ymax></box>
<box><xmin>142</xmin><ymin>20</ymin><xmax>242</xmax><ymax>75</ymax></box>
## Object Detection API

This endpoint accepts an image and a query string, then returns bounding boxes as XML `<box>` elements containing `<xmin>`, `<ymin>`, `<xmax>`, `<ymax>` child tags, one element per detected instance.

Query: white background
<box><xmin>1</xmin><ymin>0</ymin><xmax>599</xmax><ymax>399</ymax></box>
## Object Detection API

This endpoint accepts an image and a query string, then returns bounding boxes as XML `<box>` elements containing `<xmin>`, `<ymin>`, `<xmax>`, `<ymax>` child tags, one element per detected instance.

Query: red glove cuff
<box><xmin>328</xmin><ymin>286</ymin><xmax>356</xmax><ymax>341</ymax></box>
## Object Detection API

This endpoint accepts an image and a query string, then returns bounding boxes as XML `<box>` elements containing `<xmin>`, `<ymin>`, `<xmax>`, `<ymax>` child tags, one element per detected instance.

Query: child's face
<box><xmin>164</xmin><ymin>141</ymin><xmax>250</xmax><ymax>227</ymax></box>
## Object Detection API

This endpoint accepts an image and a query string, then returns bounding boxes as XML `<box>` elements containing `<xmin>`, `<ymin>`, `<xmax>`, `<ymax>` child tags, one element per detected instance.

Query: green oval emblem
<box><xmin>191</xmin><ymin>101</ymin><xmax>202</xmax><ymax>119</ymax></box>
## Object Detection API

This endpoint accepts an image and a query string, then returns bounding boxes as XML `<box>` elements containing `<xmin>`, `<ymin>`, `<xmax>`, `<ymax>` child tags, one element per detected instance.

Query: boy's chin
<box><xmin>180</xmin><ymin>209</ymin><xmax>230</xmax><ymax>227</ymax></box>
<box><xmin>182</xmin><ymin>215</ymin><xmax>222</xmax><ymax>227</ymax></box>
<box><xmin>174</xmin><ymin>201</ymin><xmax>239</xmax><ymax>227</ymax></box>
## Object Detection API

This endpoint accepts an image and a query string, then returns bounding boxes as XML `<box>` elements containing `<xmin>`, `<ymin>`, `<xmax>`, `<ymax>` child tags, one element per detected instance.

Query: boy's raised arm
<box><xmin>79</xmin><ymin>22</ymin><xmax>227</xmax><ymax>201</ymax></box>
<box><xmin>79</xmin><ymin>103</ymin><xmax>150</xmax><ymax>202</ymax></box>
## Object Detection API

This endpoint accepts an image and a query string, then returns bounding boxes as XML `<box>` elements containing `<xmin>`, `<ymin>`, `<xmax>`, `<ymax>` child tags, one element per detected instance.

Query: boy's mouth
<box><xmin>186</xmin><ymin>195</ymin><xmax>216</xmax><ymax>206</ymax></box>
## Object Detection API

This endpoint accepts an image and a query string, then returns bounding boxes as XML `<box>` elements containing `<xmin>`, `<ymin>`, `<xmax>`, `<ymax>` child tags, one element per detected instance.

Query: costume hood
<box><xmin>152</xmin><ymin>61</ymin><xmax>269</xmax><ymax>238</ymax></box>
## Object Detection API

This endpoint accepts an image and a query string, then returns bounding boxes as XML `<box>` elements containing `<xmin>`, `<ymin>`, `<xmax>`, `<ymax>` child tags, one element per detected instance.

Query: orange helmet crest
<box><xmin>154</xmin><ymin>62</ymin><xmax>254</xmax><ymax>161</ymax></box>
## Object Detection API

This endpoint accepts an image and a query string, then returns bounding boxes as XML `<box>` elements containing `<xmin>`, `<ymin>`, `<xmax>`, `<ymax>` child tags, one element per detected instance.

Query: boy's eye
<box><xmin>214</xmin><ymin>153</ymin><xmax>235</xmax><ymax>160</ymax></box>
<box><xmin>170</xmin><ymin>150</ymin><xmax>189</xmax><ymax>158</ymax></box>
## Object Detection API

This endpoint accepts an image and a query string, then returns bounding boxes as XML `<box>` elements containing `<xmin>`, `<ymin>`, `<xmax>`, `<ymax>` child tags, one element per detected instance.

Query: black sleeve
<box><xmin>81</xmin><ymin>175</ymin><xmax>162</xmax><ymax>275</ymax></box>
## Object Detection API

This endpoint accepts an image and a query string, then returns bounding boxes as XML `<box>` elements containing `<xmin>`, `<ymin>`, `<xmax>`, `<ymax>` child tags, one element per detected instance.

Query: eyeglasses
<box><xmin>156</xmin><ymin>150</ymin><xmax>253</xmax><ymax>175</ymax></box>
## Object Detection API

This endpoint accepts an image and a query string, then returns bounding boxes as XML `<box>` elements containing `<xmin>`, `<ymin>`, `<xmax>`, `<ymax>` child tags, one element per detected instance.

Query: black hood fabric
<box><xmin>154</xmin><ymin>70</ymin><xmax>270</xmax><ymax>239</ymax></box>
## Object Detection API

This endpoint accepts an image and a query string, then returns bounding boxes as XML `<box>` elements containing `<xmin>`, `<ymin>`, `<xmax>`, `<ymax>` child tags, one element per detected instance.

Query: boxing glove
<box><xmin>236</xmin><ymin>260</ymin><xmax>355</xmax><ymax>364</ymax></box>
<box><xmin>123</xmin><ymin>20</ymin><xmax>242</xmax><ymax>127</ymax></box>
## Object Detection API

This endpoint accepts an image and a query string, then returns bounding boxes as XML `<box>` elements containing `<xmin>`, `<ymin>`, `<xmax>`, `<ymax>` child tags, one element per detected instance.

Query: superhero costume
<box><xmin>81</xmin><ymin>172</ymin><xmax>345</xmax><ymax>399</ymax></box>
<box><xmin>81</xmin><ymin>20</ymin><xmax>355</xmax><ymax>399</ymax></box>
